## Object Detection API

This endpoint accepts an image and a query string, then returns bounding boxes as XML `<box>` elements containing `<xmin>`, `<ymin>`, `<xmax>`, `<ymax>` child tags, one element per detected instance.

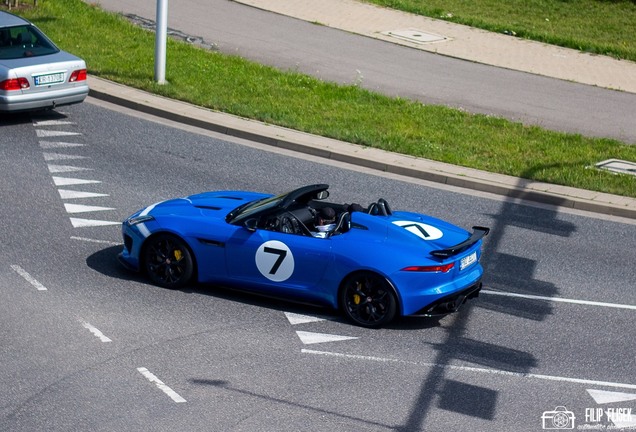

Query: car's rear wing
<box><xmin>430</xmin><ymin>226</ymin><xmax>490</xmax><ymax>258</ymax></box>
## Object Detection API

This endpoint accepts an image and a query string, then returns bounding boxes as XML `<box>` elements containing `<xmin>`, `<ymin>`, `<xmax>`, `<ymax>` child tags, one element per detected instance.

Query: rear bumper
<box><xmin>0</xmin><ymin>84</ymin><xmax>89</xmax><ymax>112</ymax></box>
<box><xmin>410</xmin><ymin>280</ymin><xmax>482</xmax><ymax>317</ymax></box>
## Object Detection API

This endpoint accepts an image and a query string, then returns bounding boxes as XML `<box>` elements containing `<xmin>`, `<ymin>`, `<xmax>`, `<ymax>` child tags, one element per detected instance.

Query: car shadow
<box><xmin>86</xmin><ymin>245</ymin><xmax>448</xmax><ymax>330</ymax></box>
<box><xmin>0</xmin><ymin>111</ymin><xmax>32</xmax><ymax>126</ymax></box>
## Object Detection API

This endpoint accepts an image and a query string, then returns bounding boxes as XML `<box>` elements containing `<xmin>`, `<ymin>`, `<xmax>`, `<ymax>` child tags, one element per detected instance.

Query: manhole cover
<box><xmin>596</xmin><ymin>159</ymin><xmax>636</xmax><ymax>176</ymax></box>
<box><xmin>382</xmin><ymin>28</ymin><xmax>448</xmax><ymax>44</ymax></box>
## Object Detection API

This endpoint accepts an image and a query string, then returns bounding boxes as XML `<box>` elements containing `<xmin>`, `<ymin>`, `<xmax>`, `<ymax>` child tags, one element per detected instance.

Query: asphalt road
<box><xmin>1</xmin><ymin>101</ymin><xmax>635</xmax><ymax>431</ymax></box>
<box><xmin>92</xmin><ymin>0</ymin><xmax>636</xmax><ymax>143</ymax></box>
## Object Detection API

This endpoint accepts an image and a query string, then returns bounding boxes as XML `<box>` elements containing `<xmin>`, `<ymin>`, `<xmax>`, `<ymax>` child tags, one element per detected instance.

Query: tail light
<box><xmin>402</xmin><ymin>263</ymin><xmax>455</xmax><ymax>273</ymax></box>
<box><xmin>69</xmin><ymin>69</ymin><xmax>87</xmax><ymax>82</ymax></box>
<box><xmin>0</xmin><ymin>78</ymin><xmax>30</xmax><ymax>91</ymax></box>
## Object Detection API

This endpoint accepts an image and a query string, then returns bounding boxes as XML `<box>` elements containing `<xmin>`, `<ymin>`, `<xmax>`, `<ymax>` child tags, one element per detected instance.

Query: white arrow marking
<box><xmin>64</xmin><ymin>203</ymin><xmax>115</xmax><ymax>214</ymax></box>
<box><xmin>43</xmin><ymin>152</ymin><xmax>88</xmax><ymax>161</ymax></box>
<box><xmin>39</xmin><ymin>141</ymin><xmax>85</xmax><ymax>149</ymax></box>
<box><xmin>587</xmin><ymin>389</ymin><xmax>636</xmax><ymax>404</ymax></box>
<box><xmin>58</xmin><ymin>189</ymin><xmax>109</xmax><ymax>199</ymax></box>
<box><xmin>33</xmin><ymin>120</ymin><xmax>75</xmax><ymax>126</ymax></box>
<box><xmin>296</xmin><ymin>331</ymin><xmax>358</xmax><ymax>345</ymax></box>
<box><xmin>137</xmin><ymin>367</ymin><xmax>186</xmax><ymax>403</ymax></box>
<box><xmin>285</xmin><ymin>312</ymin><xmax>327</xmax><ymax>325</ymax></box>
<box><xmin>36</xmin><ymin>130</ymin><xmax>81</xmax><ymax>137</ymax></box>
<box><xmin>48</xmin><ymin>164</ymin><xmax>92</xmax><ymax>173</ymax></box>
<box><xmin>52</xmin><ymin>176</ymin><xmax>101</xmax><ymax>186</ymax></box>
<box><xmin>70</xmin><ymin>218</ymin><xmax>120</xmax><ymax>228</ymax></box>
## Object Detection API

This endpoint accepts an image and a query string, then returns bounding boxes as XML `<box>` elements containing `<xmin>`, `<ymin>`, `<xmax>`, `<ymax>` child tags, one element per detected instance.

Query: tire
<box><xmin>340</xmin><ymin>272</ymin><xmax>397</xmax><ymax>328</ymax></box>
<box><xmin>142</xmin><ymin>233</ymin><xmax>194</xmax><ymax>289</ymax></box>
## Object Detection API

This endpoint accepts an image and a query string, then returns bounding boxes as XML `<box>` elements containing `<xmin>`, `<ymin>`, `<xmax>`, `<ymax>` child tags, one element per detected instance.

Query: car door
<box><xmin>225</xmin><ymin>227</ymin><xmax>332</xmax><ymax>296</ymax></box>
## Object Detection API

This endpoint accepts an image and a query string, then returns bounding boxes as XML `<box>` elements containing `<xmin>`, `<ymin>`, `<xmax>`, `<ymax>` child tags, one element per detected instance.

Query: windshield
<box><xmin>0</xmin><ymin>25</ymin><xmax>59</xmax><ymax>60</ymax></box>
<box><xmin>227</xmin><ymin>193</ymin><xmax>285</xmax><ymax>224</ymax></box>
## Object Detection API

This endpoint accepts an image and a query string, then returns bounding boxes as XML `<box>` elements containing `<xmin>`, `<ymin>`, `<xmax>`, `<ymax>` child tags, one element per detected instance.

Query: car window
<box><xmin>0</xmin><ymin>25</ymin><xmax>59</xmax><ymax>59</ymax></box>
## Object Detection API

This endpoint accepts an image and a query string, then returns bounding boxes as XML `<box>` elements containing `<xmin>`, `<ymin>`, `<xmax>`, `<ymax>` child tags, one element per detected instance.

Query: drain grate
<box><xmin>381</xmin><ymin>28</ymin><xmax>448</xmax><ymax>44</ymax></box>
<box><xmin>596</xmin><ymin>159</ymin><xmax>636</xmax><ymax>176</ymax></box>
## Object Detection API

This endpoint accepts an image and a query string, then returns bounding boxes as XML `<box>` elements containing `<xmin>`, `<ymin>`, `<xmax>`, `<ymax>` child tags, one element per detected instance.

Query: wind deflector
<box><xmin>430</xmin><ymin>226</ymin><xmax>490</xmax><ymax>258</ymax></box>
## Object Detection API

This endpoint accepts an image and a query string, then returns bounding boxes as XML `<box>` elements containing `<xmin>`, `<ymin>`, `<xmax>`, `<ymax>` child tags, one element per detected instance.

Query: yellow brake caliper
<box><xmin>353</xmin><ymin>281</ymin><xmax>361</xmax><ymax>305</ymax></box>
<box><xmin>173</xmin><ymin>249</ymin><xmax>183</xmax><ymax>262</ymax></box>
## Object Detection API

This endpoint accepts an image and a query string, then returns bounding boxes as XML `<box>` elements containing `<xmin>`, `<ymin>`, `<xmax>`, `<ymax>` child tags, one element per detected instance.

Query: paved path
<box><xmin>235</xmin><ymin>0</ymin><xmax>636</xmax><ymax>93</ymax></box>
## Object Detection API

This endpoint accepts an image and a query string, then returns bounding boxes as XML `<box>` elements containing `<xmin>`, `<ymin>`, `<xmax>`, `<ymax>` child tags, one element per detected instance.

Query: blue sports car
<box><xmin>119</xmin><ymin>184</ymin><xmax>489</xmax><ymax>328</ymax></box>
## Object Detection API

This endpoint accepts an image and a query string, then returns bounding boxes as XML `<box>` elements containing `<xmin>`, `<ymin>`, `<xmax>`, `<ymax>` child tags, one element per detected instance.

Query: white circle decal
<box><xmin>255</xmin><ymin>240</ymin><xmax>295</xmax><ymax>282</ymax></box>
<box><xmin>392</xmin><ymin>221</ymin><xmax>443</xmax><ymax>240</ymax></box>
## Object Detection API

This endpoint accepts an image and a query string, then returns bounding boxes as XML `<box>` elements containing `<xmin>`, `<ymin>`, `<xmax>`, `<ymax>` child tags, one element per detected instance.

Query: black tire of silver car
<box><xmin>143</xmin><ymin>233</ymin><xmax>194</xmax><ymax>289</ymax></box>
<box><xmin>340</xmin><ymin>272</ymin><xmax>397</xmax><ymax>328</ymax></box>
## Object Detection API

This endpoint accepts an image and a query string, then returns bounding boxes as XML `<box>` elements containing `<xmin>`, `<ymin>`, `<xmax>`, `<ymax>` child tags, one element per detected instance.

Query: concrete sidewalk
<box><xmin>88</xmin><ymin>76</ymin><xmax>636</xmax><ymax>219</ymax></box>
<box><xmin>234</xmin><ymin>0</ymin><xmax>636</xmax><ymax>94</ymax></box>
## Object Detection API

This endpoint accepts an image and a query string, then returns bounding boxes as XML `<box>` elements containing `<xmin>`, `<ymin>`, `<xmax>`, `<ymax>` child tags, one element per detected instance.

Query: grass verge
<box><xmin>12</xmin><ymin>0</ymin><xmax>636</xmax><ymax>198</ymax></box>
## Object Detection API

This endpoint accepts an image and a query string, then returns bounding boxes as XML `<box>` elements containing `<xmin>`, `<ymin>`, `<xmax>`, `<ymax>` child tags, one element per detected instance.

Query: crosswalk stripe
<box><xmin>70</xmin><ymin>218</ymin><xmax>120</xmax><ymax>228</ymax></box>
<box><xmin>64</xmin><ymin>203</ymin><xmax>115</xmax><ymax>214</ymax></box>
<box><xmin>52</xmin><ymin>176</ymin><xmax>101</xmax><ymax>186</ymax></box>
<box><xmin>58</xmin><ymin>189</ymin><xmax>109</xmax><ymax>199</ymax></box>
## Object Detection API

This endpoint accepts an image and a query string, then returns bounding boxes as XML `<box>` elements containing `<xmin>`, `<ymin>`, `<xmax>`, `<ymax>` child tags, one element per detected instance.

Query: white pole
<box><xmin>154</xmin><ymin>0</ymin><xmax>168</xmax><ymax>84</ymax></box>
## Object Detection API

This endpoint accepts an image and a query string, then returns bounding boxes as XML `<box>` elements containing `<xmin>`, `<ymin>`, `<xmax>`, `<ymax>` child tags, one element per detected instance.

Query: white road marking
<box><xmin>64</xmin><ymin>203</ymin><xmax>115</xmax><ymax>214</ymax></box>
<box><xmin>40</xmin><ymin>141</ymin><xmax>85</xmax><ymax>149</ymax></box>
<box><xmin>59</xmin><ymin>189</ymin><xmax>109</xmax><ymax>199</ymax></box>
<box><xmin>285</xmin><ymin>312</ymin><xmax>327</xmax><ymax>325</ymax></box>
<box><xmin>80</xmin><ymin>321</ymin><xmax>112</xmax><ymax>342</ymax></box>
<box><xmin>33</xmin><ymin>120</ymin><xmax>75</xmax><ymax>126</ymax></box>
<box><xmin>587</xmin><ymin>389</ymin><xmax>636</xmax><ymax>404</ymax></box>
<box><xmin>302</xmin><ymin>349</ymin><xmax>636</xmax><ymax>390</ymax></box>
<box><xmin>10</xmin><ymin>265</ymin><xmax>47</xmax><ymax>291</ymax></box>
<box><xmin>71</xmin><ymin>236</ymin><xmax>122</xmax><ymax>245</ymax></box>
<box><xmin>36</xmin><ymin>130</ymin><xmax>80</xmax><ymax>137</ymax></box>
<box><xmin>52</xmin><ymin>176</ymin><xmax>101</xmax><ymax>186</ymax></box>
<box><xmin>70</xmin><ymin>218</ymin><xmax>120</xmax><ymax>228</ymax></box>
<box><xmin>48</xmin><ymin>164</ymin><xmax>92</xmax><ymax>173</ymax></box>
<box><xmin>482</xmin><ymin>290</ymin><xmax>636</xmax><ymax>311</ymax></box>
<box><xmin>137</xmin><ymin>367</ymin><xmax>187</xmax><ymax>403</ymax></box>
<box><xmin>43</xmin><ymin>152</ymin><xmax>88</xmax><ymax>161</ymax></box>
<box><xmin>296</xmin><ymin>331</ymin><xmax>358</xmax><ymax>345</ymax></box>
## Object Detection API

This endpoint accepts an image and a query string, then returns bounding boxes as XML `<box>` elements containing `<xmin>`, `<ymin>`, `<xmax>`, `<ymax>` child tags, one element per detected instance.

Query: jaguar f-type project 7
<box><xmin>119</xmin><ymin>184</ymin><xmax>489</xmax><ymax>327</ymax></box>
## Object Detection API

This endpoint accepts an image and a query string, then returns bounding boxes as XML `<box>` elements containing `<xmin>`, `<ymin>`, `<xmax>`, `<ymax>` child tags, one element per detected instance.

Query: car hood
<box><xmin>146</xmin><ymin>190</ymin><xmax>268</xmax><ymax>219</ymax></box>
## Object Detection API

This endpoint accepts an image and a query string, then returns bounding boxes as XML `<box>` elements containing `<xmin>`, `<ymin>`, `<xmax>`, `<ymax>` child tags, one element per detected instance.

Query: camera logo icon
<box><xmin>542</xmin><ymin>406</ymin><xmax>576</xmax><ymax>429</ymax></box>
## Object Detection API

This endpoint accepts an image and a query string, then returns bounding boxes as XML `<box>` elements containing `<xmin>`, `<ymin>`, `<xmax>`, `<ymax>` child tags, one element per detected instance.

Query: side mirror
<box><xmin>244</xmin><ymin>218</ymin><xmax>258</xmax><ymax>232</ymax></box>
<box><xmin>315</xmin><ymin>191</ymin><xmax>329</xmax><ymax>200</ymax></box>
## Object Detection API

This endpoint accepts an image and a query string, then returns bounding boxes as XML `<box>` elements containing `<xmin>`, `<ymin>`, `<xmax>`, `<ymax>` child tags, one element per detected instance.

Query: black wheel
<box><xmin>143</xmin><ymin>234</ymin><xmax>194</xmax><ymax>289</ymax></box>
<box><xmin>340</xmin><ymin>272</ymin><xmax>397</xmax><ymax>328</ymax></box>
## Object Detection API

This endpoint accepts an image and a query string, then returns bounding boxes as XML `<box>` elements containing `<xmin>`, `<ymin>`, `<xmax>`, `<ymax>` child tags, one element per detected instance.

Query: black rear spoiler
<box><xmin>430</xmin><ymin>226</ymin><xmax>490</xmax><ymax>258</ymax></box>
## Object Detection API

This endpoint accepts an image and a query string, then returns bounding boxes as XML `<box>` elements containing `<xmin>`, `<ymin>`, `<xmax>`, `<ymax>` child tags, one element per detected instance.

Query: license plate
<box><xmin>460</xmin><ymin>251</ymin><xmax>477</xmax><ymax>270</ymax></box>
<box><xmin>34</xmin><ymin>72</ymin><xmax>65</xmax><ymax>86</ymax></box>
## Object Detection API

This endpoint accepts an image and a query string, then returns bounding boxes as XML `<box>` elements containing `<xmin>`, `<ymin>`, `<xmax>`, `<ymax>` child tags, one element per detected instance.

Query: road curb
<box><xmin>88</xmin><ymin>76</ymin><xmax>636</xmax><ymax>220</ymax></box>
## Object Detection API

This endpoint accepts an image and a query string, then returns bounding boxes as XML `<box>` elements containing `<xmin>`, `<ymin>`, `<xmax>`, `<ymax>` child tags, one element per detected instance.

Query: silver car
<box><xmin>0</xmin><ymin>11</ymin><xmax>88</xmax><ymax>112</ymax></box>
